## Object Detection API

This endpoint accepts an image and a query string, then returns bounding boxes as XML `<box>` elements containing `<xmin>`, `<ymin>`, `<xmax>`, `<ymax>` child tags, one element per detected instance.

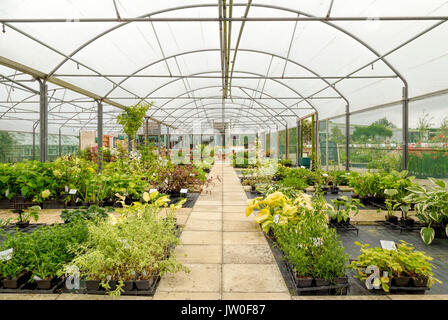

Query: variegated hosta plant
<box><xmin>404</xmin><ymin>178</ymin><xmax>448</xmax><ymax>245</ymax></box>
<box><xmin>245</xmin><ymin>191</ymin><xmax>324</xmax><ymax>233</ymax></box>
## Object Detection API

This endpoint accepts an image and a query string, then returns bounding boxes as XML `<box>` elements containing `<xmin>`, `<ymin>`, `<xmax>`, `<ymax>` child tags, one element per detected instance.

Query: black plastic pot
<box><xmin>135</xmin><ymin>278</ymin><xmax>154</xmax><ymax>290</ymax></box>
<box><xmin>43</xmin><ymin>200</ymin><xmax>63</xmax><ymax>209</ymax></box>
<box><xmin>386</xmin><ymin>215</ymin><xmax>399</xmax><ymax>224</ymax></box>
<box><xmin>315</xmin><ymin>278</ymin><xmax>330</xmax><ymax>295</ymax></box>
<box><xmin>296</xmin><ymin>277</ymin><xmax>313</xmax><ymax>288</ymax></box>
<box><xmin>392</xmin><ymin>276</ymin><xmax>411</xmax><ymax>287</ymax></box>
<box><xmin>335</xmin><ymin>276</ymin><xmax>349</xmax><ymax>285</ymax></box>
<box><xmin>85</xmin><ymin>280</ymin><xmax>100</xmax><ymax>291</ymax></box>
<box><xmin>330</xmin><ymin>186</ymin><xmax>339</xmax><ymax>194</ymax></box>
<box><xmin>433</xmin><ymin>225</ymin><xmax>447</xmax><ymax>239</ymax></box>
<box><xmin>2</xmin><ymin>273</ymin><xmax>28</xmax><ymax>289</ymax></box>
<box><xmin>401</xmin><ymin>217</ymin><xmax>415</xmax><ymax>226</ymax></box>
<box><xmin>412</xmin><ymin>277</ymin><xmax>428</xmax><ymax>287</ymax></box>
<box><xmin>16</xmin><ymin>221</ymin><xmax>30</xmax><ymax>229</ymax></box>
<box><xmin>36</xmin><ymin>277</ymin><xmax>58</xmax><ymax>290</ymax></box>
<box><xmin>123</xmin><ymin>280</ymin><xmax>134</xmax><ymax>292</ymax></box>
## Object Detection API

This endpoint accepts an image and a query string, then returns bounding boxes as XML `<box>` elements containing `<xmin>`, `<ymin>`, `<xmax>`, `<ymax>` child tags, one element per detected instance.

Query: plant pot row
<box><xmin>1</xmin><ymin>273</ymin><xmax>60</xmax><ymax>290</ymax></box>
<box><xmin>83</xmin><ymin>277</ymin><xmax>158</xmax><ymax>292</ymax></box>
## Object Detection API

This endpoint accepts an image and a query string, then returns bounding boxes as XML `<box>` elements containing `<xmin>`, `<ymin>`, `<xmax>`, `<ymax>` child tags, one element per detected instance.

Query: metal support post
<box><xmin>58</xmin><ymin>127</ymin><xmax>62</xmax><ymax>157</ymax></box>
<box><xmin>345</xmin><ymin>105</ymin><xmax>350</xmax><ymax>171</ymax></box>
<box><xmin>157</xmin><ymin>123</ymin><xmax>161</xmax><ymax>157</ymax></box>
<box><xmin>402</xmin><ymin>86</ymin><xmax>409</xmax><ymax>170</ymax></box>
<box><xmin>297</xmin><ymin>118</ymin><xmax>301</xmax><ymax>166</ymax></box>
<box><xmin>32</xmin><ymin>121</ymin><xmax>37</xmax><ymax>161</ymax></box>
<box><xmin>38</xmin><ymin>79</ymin><xmax>48</xmax><ymax>162</ymax></box>
<box><xmin>97</xmin><ymin>100</ymin><xmax>103</xmax><ymax>171</ymax></box>
<box><xmin>285</xmin><ymin>123</ymin><xmax>289</xmax><ymax>160</ymax></box>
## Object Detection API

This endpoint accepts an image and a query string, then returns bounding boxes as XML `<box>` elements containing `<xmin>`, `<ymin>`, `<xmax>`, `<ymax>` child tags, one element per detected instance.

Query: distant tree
<box><xmin>373</xmin><ymin>117</ymin><xmax>396</xmax><ymax>128</ymax></box>
<box><xmin>352</xmin><ymin>123</ymin><xmax>393</xmax><ymax>143</ymax></box>
<box><xmin>329</xmin><ymin>125</ymin><xmax>345</xmax><ymax>144</ymax></box>
<box><xmin>0</xmin><ymin>131</ymin><xmax>15</xmax><ymax>162</ymax></box>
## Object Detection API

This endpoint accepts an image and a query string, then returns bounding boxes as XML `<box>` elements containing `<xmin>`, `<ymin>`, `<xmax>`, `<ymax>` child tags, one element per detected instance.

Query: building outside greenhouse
<box><xmin>0</xmin><ymin>0</ymin><xmax>448</xmax><ymax>309</ymax></box>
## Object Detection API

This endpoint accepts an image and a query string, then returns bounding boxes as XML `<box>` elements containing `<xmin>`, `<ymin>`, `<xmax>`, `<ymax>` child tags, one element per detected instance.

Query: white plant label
<box><xmin>33</xmin><ymin>275</ymin><xmax>42</xmax><ymax>281</ymax></box>
<box><xmin>322</xmin><ymin>173</ymin><xmax>328</xmax><ymax>177</ymax></box>
<box><xmin>180</xmin><ymin>188</ymin><xmax>188</xmax><ymax>194</ymax></box>
<box><xmin>189</xmin><ymin>173</ymin><xmax>195</xmax><ymax>177</ymax></box>
<box><xmin>5</xmin><ymin>189</ymin><xmax>9</xmax><ymax>197</ymax></box>
<box><xmin>65</xmin><ymin>185</ymin><xmax>69</xmax><ymax>192</ymax></box>
<box><xmin>380</xmin><ymin>240</ymin><xmax>396</xmax><ymax>251</ymax></box>
<box><xmin>273</xmin><ymin>214</ymin><xmax>280</xmax><ymax>224</ymax></box>
<box><xmin>69</xmin><ymin>189</ymin><xmax>77</xmax><ymax>195</ymax></box>
<box><xmin>311</xmin><ymin>237</ymin><xmax>323</xmax><ymax>247</ymax></box>
<box><xmin>149</xmin><ymin>189</ymin><xmax>158</xmax><ymax>194</ymax></box>
<box><xmin>0</xmin><ymin>248</ymin><xmax>13</xmax><ymax>261</ymax></box>
<box><xmin>65</xmin><ymin>265</ymin><xmax>80</xmax><ymax>290</ymax></box>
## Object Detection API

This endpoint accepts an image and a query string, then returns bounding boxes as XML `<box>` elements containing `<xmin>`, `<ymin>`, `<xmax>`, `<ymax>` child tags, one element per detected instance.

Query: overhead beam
<box><xmin>1</xmin><ymin>16</ymin><xmax>447</xmax><ymax>23</ymax></box>
<box><xmin>0</xmin><ymin>55</ymin><xmax>176</xmax><ymax>129</ymax></box>
<box><xmin>52</xmin><ymin>74</ymin><xmax>397</xmax><ymax>79</ymax></box>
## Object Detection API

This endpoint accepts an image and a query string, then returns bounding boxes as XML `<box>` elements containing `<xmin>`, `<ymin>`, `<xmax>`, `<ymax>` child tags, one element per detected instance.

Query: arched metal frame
<box><xmin>2</xmin><ymin>2</ymin><xmax>446</xmax><ymax>168</ymax></box>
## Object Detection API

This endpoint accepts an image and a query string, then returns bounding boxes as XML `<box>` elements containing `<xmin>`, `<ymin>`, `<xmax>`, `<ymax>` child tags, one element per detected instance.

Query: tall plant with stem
<box><xmin>116</xmin><ymin>102</ymin><xmax>152</xmax><ymax>152</ymax></box>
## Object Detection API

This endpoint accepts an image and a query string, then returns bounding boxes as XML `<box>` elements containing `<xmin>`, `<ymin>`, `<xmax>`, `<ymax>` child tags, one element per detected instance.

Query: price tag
<box><xmin>380</xmin><ymin>240</ymin><xmax>396</xmax><ymax>250</ymax></box>
<box><xmin>189</xmin><ymin>173</ymin><xmax>195</xmax><ymax>177</ymax></box>
<box><xmin>69</xmin><ymin>189</ymin><xmax>77</xmax><ymax>195</ymax></box>
<box><xmin>180</xmin><ymin>188</ymin><xmax>188</xmax><ymax>194</ymax></box>
<box><xmin>149</xmin><ymin>189</ymin><xmax>158</xmax><ymax>194</ymax></box>
<box><xmin>33</xmin><ymin>275</ymin><xmax>42</xmax><ymax>281</ymax></box>
<box><xmin>0</xmin><ymin>248</ymin><xmax>13</xmax><ymax>261</ymax></box>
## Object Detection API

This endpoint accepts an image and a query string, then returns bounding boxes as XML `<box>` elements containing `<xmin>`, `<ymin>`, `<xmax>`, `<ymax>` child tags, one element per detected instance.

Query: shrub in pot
<box><xmin>68</xmin><ymin>193</ymin><xmax>189</xmax><ymax>297</ymax></box>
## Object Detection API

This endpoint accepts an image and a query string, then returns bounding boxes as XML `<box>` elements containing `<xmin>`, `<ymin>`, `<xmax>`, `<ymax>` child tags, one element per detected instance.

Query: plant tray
<box><xmin>329</xmin><ymin>221</ymin><xmax>359</xmax><ymax>236</ymax></box>
<box><xmin>61</xmin><ymin>276</ymin><xmax>161</xmax><ymax>296</ymax></box>
<box><xmin>284</xmin><ymin>262</ymin><xmax>349</xmax><ymax>296</ymax></box>
<box><xmin>375</xmin><ymin>220</ymin><xmax>425</xmax><ymax>233</ymax></box>
<box><xmin>0</xmin><ymin>279</ymin><xmax>64</xmax><ymax>294</ymax></box>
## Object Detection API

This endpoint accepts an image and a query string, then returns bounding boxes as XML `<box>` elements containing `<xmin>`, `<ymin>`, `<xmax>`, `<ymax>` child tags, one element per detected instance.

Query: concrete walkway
<box><xmin>153</xmin><ymin>161</ymin><xmax>291</xmax><ymax>300</ymax></box>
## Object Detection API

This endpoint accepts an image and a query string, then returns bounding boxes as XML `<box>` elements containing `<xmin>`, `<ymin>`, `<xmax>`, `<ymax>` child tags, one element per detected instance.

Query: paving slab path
<box><xmin>153</xmin><ymin>161</ymin><xmax>291</xmax><ymax>300</ymax></box>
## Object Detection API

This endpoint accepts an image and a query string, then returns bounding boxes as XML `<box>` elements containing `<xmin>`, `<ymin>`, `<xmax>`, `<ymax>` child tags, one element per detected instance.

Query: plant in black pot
<box><xmin>399</xmin><ymin>203</ymin><xmax>414</xmax><ymax>226</ymax></box>
<box><xmin>327</xmin><ymin>196</ymin><xmax>363</xmax><ymax>225</ymax></box>
<box><xmin>14</xmin><ymin>205</ymin><xmax>40</xmax><ymax>229</ymax></box>
<box><xmin>384</xmin><ymin>189</ymin><xmax>400</xmax><ymax>224</ymax></box>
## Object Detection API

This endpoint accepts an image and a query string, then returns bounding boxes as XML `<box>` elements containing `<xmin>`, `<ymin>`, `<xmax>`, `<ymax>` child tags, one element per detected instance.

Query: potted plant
<box><xmin>14</xmin><ymin>205</ymin><xmax>40</xmax><ymax>228</ymax></box>
<box><xmin>327</xmin><ymin>196</ymin><xmax>363</xmax><ymax>225</ymax></box>
<box><xmin>384</xmin><ymin>189</ymin><xmax>400</xmax><ymax>224</ymax></box>
<box><xmin>403</xmin><ymin>178</ymin><xmax>448</xmax><ymax>245</ymax></box>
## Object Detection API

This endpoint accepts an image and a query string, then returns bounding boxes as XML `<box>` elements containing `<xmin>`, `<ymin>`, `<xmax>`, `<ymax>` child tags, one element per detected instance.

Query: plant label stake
<box><xmin>0</xmin><ymin>248</ymin><xmax>13</xmax><ymax>261</ymax></box>
<box><xmin>69</xmin><ymin>189</ymin><xmax>77</xmax><ymax>195</ymax></box>
<box><xmin>380</xmin><ymin>240</ymin><xmax>396</xmax><ymax>250</ymax></box>
<box><xmin>180</xmin><ymin>188</ymin><xmax>188</xmax><ymax>197</ymax></box>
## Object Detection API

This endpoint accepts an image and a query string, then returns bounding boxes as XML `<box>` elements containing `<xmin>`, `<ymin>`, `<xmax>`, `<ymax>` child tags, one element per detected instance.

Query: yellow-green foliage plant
<box><xmin>67</xmin><ymin>191</ymin><xmax>189</xmax><ymax>298</ymax></box>
<box><xmin>349</xmin><ymin>241</ymin><xmax>441</xmax><ymax>292</ymax></box>
<box><xmin>245</xmin><ymin>191</ymin><xmax>328</xmax><ymax>233</ymax></box>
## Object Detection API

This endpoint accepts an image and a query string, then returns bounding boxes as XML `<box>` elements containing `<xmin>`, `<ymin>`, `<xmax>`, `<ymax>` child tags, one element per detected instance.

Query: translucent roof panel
<box><xmin>0</xmin><ymin>0</ymin><xmax>447</xmax><ymax>133</ymax></box>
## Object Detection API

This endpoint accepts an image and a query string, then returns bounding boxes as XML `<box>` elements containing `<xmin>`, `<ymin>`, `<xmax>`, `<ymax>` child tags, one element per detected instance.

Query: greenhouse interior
<box><xmin>0</xmin><ymin>0</ymin><xmax>448</xmax><ymax>304</ymax></box>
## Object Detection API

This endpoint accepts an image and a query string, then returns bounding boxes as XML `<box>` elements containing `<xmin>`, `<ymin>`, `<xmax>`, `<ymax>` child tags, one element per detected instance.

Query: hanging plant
<box><xmin>116</xmin><ymin>102</ymin><xmax>152</xmax><ymax>151</ymax></box>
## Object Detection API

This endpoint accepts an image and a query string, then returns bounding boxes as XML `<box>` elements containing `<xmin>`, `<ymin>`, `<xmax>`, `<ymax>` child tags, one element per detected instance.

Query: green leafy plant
<box><xmin>116</xmin><ymin>102</ymin><xmax>152</xmax><ymax>150</ymax></box>
<box><xmin>15</xmin><ymin>205</ymin><xmax>41</xmax><ymax>224</ymax></box>
<box><xmin>68</xmin><ymin>194</ymin><xmax>188</xmax><ymax>297</ymax></box>
<box><xmin>327</xmin><ymin>196</ymin><xmax>364</xmax><ymax>223</ymax></box>
<box><xmin>349</xmin><ymin>241</ymin><xmax>441</xmax><ymax>292</ymax></box>
<box><xmin>60</xmin><ymin>205</ymin><xmax>114</xmax><ymax>223</ymax></box>
<box><xmin>404</xmin><ymin>178</ymin><xmax>448</xmax><ymax>245</ymax></box>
